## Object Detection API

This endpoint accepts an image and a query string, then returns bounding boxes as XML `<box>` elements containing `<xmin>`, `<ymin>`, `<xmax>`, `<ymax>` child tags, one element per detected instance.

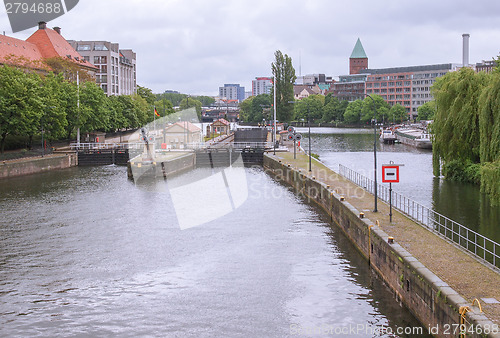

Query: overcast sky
<box><xmin>2</xmin><ymin>0</ymin><xmax>500</xmax><ymax>96</ymax></box>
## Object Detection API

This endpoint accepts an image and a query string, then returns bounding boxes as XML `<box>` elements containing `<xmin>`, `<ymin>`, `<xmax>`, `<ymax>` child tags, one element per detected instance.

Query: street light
<box><xmin>307</xmin><ymin>103</ymin><xmax>311</xmax><ymax>172</ymax></box>
<box><xmin>289</xmin><ymin>100</ymin><xmax>312</xmax><ymax>172</ymax></box>
<box><xmin>338</xmin><ymin>92</ymin><xmax>378</xmax><ymax>212</ymax></box>
<box><xmin>365</xmin><ymin>94</ymin><xmax>378</xmax><ymax>213</ymax></box>
<box><xmin>41</xmin><ymin>113</ymin><xmax>44</xmax><ymax>157</ymax></box>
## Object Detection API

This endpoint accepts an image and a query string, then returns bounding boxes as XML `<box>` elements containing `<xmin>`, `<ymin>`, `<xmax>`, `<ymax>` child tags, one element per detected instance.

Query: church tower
<box><xmin>349</xmin><ymin>38</ymin><xmax>368</xmax><ymax>74</ymax></box>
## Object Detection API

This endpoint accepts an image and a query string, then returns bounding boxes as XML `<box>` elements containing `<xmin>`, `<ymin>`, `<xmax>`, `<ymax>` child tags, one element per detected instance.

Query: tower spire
<box><xmin>349</xmin><ymin>38</ymin><xmax>368</xmax><ymax>74</ymax></box>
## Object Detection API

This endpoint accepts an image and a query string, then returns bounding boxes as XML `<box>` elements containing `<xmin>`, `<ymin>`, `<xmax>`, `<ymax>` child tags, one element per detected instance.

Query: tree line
<box><xmin>240</xmin><ymin>49</ymin><xmax>434</xmax><ymax>125</ymax></box>
<box><xmin>0</xmin><ymin>64</ymin><xmax>212</xmax><ymax>153</ymax></box>
<box><xmin>239</xmin><ymin>92</ymin><xmax>435</xmax><ymax>125</ymax></box>
<box><xmin>431</xmin><ymin>63</ymin><xmax>500</xmax><ymax>205</ymax></box>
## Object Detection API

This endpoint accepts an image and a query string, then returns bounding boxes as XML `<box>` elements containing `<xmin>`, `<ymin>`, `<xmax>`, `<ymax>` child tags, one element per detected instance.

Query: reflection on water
<box><xmin>0</xmin><ymin>165</ymin><xmax>426</xmax><ymax>336</ymax></box>
<box><xmin>432</xmin><ymin>178</ymin><xmax>500</xmax><ymax>243</ymax></box>
<box><xmin>303</xmin><ymin>127</ymin><xmax>500</xmax><ymax>244</ymax></box>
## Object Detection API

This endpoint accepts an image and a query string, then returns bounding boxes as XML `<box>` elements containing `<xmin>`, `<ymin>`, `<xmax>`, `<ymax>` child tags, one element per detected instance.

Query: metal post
<box><xmin>273</xmin><ymin>77</ymin><xmax>277</xmax><ymax>155</ymax></box>
<box><xmin>366</xmin><ymin>94</ymin><xmax>378</xmax><ymax>212</ymax></box>
<box><xmin>294</xmin><ymin>135</ymin><xmax>296</xmax><ymax>159</ymax></box>
<box><xmin>41</xmin><ymin>114</ymin><xmax>44</xmax><ymax>157</ymax></box>
<box><xmin>77</xmin><ymin>71</ymin><xmax>80</xmax><ymax>145</ymax></box>
<box><xmin>389</xmin><ymin>182</ymin><xmax>393</xmax><ymax>222</ymax></box>
<box><xmin>308</xmin><ymin>105</ymin><xmax>311</xmax><ymax>172</ymax></box>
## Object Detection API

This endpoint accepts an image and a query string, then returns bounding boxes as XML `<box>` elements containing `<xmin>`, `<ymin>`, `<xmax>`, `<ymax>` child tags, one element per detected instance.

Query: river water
<box><xmin>0</xmin><ymin>163</ymin><xmax>428</xmax><ymax>336</ymax></box>
<box><xmin>296</xmin><ymin>127</ymin><xmax>500</xmax><ymax>244</ymax></box>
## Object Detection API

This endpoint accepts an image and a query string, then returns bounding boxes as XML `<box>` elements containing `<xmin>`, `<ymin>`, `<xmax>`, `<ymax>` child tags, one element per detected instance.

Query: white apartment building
<box><xmin>67</xmin><ymin>40</ymin><xmax>136</xmax><ymax>96</ymax></box>
<box><xmin>252</xmin><ymin>77</ymin><xmax>272</xmax><ymax>96</ymax></box>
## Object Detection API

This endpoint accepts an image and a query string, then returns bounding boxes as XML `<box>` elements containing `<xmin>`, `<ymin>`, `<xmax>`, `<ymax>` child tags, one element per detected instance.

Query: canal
<box><xmin>0</xmin><ymin>164</ymin><xmax>428</xmax><ymax>336</ymax></box>
<box><xmin>297</xmin><ymin>127</ymin><xmax>500</xmax><ymax>244</ymax></box>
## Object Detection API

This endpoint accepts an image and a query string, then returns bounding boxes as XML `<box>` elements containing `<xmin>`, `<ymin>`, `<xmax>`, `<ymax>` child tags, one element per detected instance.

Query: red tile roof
<box><xmin>26</xmin><ymin>27</ymin><xmax>96</xmax><ymax>70</ymax></box>
<box><xmin>212</xmin><ymin>118</ymin><xmax>230</xmax><ymax>126</ymax></box>
<box><xmin>0</xmin><ymin>35</ymin><xmax>44</xmax><ymax>69</ymax></box>
<box><xmin>0</xmin><ymin>26</ymin><xmax>96</xmax><ymax>71</ymax></box>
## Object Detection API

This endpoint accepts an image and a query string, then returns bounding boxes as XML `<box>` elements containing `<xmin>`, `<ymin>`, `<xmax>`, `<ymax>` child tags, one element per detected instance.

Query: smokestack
<box><xmin>53</xmin><ymin>27</ymin><xmax>61</xmax><ymax>34</ymax></box>
<box><xmin>38</xmin><ymin>21</ymin><xmax>47</xmax><ymax>30</ymax></box>
<box><xmin>462</xmin><ymin>33</ymin><xmax>470</xmax><ymax>67</ymax></box>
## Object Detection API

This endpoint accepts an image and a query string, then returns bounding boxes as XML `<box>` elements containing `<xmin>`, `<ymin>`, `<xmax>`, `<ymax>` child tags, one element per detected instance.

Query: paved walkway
<box><xmin>268</xmin><ymin>149</ymin><xmax>500</xmax><ymax>325</ymax></box>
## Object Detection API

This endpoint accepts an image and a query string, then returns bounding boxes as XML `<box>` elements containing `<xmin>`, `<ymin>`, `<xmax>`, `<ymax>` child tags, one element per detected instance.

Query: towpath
<box><xmin>267</xmin><ymin>149</ymin><xmax>500</xmax><ymax>326</ymax></box>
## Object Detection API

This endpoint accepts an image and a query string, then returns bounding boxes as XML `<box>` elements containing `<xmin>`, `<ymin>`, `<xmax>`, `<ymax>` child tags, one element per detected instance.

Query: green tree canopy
<box><xmin>79</xmin><ymin>81</ymin><xmax>110</xmax><ymax>133</ymax></box>
<box><xmin>389</xmin><ymin>104</ymin><xmax>407</xmax><ymax>124</ymax></box>
<box><xmin>431</xmin><ymin>67</ymin><xmax>489</xmax><ymax>174</ymax></box>
<box><xmin>154</xmin><ymin>98</ymin><xmax>175</xmax><ymax>117</ymax></box>
<box><xmin>293</xmin><ymin>95</ymin><xmax>324</xmax><ymax>121</ymax></box>
<box><xmin>0</xmin><ymin>65</ymin><xmax>43</xmax><ymax>152</ymax></box>
<box><xmin>417</xmin><ymin>101</ymin><xmax>436</xmax><ymax>121</ymax></box>
<box><xmin>343</xmin><ymin>100</ymin><xmax>363</xmax><ymax>124</ymax></box>
<box><xmin>271</xmin><ymin>50</ymin><xmax>296</xmax><ymax>122</ymax></box>
<box><xmin>360</xmin><ymin>95</ymin><xmax>390</xmax><ymax>124</ymax></box>
<box><xmin>39</xmin><ymin>73</ymin><xmax>69</xmax><ymax>142</ymax></box>
<box><xmin>137</xmin><ymin>85</ymin><xmax>155</xmax><ymax>105</ymax></box>
<box><xmin>322</xmin><ymin>95</ymin><xmax>348</xmax><ymax>123</ymax></box>
<box><xmin>179</xmin><ymin>97</ymin><xmax>202</xmax><ymax>120</ymax></box>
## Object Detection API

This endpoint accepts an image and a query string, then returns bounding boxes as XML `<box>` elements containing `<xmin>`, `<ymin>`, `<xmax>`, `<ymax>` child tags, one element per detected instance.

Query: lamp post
<box><xmin>339</xmin><ymin>92</ymin><xmax>378</xmax><ymax>212</ymax></box>
<box><xmin>307</xmin><ymin>103</ymin><xmax>311</xmax><ymax>172</ymax></box>
<box><xmin>41</xmin><ymin>114</ymin><xmax>44</xmax><ymax>157</ymax></box>
<box><xmin>273</xmin><ymin>78</ymin><xmax>277</xmax><ymax>155</ymax></box>
<box><xmin>288</xmin><ymin>100</ymin><xmax>312</xmax><ymax>172</ymax></box>
<box><xmin>365</xmin><ymin>94</ymin><xmax>378</xmax><ymax>213</ymax></box>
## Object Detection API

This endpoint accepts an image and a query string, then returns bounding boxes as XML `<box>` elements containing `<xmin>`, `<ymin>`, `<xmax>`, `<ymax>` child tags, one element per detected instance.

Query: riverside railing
<box><xmin>339</xmin><ymin>164</ymin><xmax>499</xmax><ymax>269</ymax></box>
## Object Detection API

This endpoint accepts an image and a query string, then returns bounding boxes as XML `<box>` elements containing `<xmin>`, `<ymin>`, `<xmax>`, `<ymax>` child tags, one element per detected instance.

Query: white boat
<box><xmin>379</xmin><ymin>128</ymin><xmax>397</xmax><ymax>144</ymax></box>
<box><xmin>394</xmin><ymin>128</ymin><xmax>432</xmax><ymax>149</ymax></box>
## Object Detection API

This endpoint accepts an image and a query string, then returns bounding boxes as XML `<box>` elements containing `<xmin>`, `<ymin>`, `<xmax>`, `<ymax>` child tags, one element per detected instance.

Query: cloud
<box><xmin>1</xmin><ymin>0</ymin><xmax>500</xmax><ymax>95</ymax></box>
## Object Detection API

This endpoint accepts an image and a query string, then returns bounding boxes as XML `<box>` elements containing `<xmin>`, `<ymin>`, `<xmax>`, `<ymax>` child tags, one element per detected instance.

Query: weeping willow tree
<box><xmin>431</xmin><ymin>68</ymin><xmax>488</xmax><ymax>174</ymax></box>
<box><xmin>478</xmin><ymin>71</ymin><xmax>500</xmax><ymax>203</ymax></box>
<box><xmin>432</xmin><ymin>65</ymin><xmax>500</xmax><ymax>205</ymax></box>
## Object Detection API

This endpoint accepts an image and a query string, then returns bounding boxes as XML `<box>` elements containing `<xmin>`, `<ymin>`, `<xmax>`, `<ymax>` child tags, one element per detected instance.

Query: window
<box><xmin>77</xmin><ymin>44</ymin><xmax>91</xmax><ymax>51</ymax></box>
<box><xmin>94</xmin><ymin>44</ymin><xmax>109</xmax><ymax>51</ymax></box>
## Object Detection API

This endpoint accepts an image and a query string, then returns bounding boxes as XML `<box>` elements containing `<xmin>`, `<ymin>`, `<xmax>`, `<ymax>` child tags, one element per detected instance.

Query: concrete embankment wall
<box><xmin>0</xmin><ymin>153</ymin><xmax>77</xmax><ymax>179</ymax></box>
<box><xmin>127</xmin><ymin>153</ymin><xmax>195</xmax><ymax>180</ymax></box>
<box><xmin>264</xmin><ymin>155</ymin><xmax>496</xmax><ymax>337</ymax></box>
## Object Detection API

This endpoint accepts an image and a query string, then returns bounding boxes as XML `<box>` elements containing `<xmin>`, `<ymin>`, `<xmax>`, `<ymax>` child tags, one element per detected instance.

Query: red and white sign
<box><xmin>382</xmin><ymin>166</ymin><xmax>400</xmax><ymax>183</ymax></box>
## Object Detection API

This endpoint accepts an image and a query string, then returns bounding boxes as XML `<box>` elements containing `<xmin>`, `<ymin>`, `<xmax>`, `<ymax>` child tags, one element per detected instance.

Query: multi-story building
<box><xmin>332</xmin><ymin>73</ymin><xmax>368</xmax><ymax>101</ymax></box>
<box><xmin>68</xmin><ymin>40</ymin><xmax>136</xmax><ymax>96</ymax></box>
<box><xmin>476</xmin><ymin>60</ymin><xmax>498</xmax><ymax>73</ymax></box>
<box><xmin>333</xmin><ymin>38</ymin><xmax>465</xmax><ymax>118</ymax></box>
<box><xmin>252</xmin><ymin>77</ymin><xmax>272</xmax><ymax>96</ymax></box>
<box><xmin>219</xmin><ymin>84</ymin><xmax>245</xmax><ymax>102</ymax></box>
<box><xmin>0</xmin><ymin>22</ymin><xmax>96</xmax><ymax>75</ymax></box>
<box><xmin>362</xmin><ymin>64</ymin><xmax>459</xmax><ymax>117</ymax></box>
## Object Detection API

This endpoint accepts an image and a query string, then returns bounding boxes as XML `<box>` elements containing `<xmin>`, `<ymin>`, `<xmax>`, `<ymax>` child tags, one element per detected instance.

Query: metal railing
<box><xmin>339</xmin><ymin>164</ymin><xmax>499</xmax><ymax>269</ymax></box>
<box><xmin>70</xmin><ymin>143</ymin><xmax>144</xmax><ymax>150</ymax></box>
<box><xmin>70</xmin><ymin>142</ymin><xmax>273</xmax><ymax>152</ymax></box>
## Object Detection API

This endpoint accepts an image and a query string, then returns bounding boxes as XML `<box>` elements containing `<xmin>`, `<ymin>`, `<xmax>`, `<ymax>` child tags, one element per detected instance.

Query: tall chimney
<box><xmin>462</xmin><ymin>33</ymin><xmax>470</xmax><ymax>67</ymax></box>
<box><xmin>53</xmin><ymin>27</ymin><xmax>61</xmax><ymax>34</ymax></box>
<box><xmin>38</xmin><ymin>21</ymin><xmax>47</xmax><ymax>30</ymax></box>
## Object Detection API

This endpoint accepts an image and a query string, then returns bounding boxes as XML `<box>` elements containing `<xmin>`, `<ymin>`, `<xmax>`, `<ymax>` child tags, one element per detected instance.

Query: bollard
<box><xmin>388</xmin><ymin>237</ymin><xmax>394</xmax><ymax>244</ymax></box>
<box><xmin>340</xmin><ymin>196</ymin><xmax>345</xmax><ymax>201</ymax></box>
<box><xmin>359</xmin><ymin>212</ymin><xmax>365</xmax><ymax>218</ymax></box>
